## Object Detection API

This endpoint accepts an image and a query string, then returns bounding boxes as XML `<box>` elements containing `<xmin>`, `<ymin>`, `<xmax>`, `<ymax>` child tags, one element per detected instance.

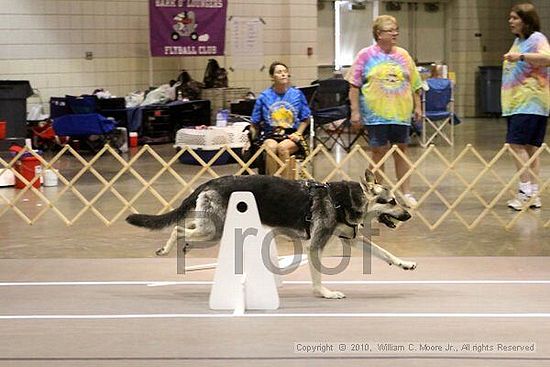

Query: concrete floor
<box><xmin>0</xmin><ymin>117</ymin><xmax>549</xmax><ymax>365</ymax></box>
<box><xmin>1</xmin><ymin>257</ymin><xmax>550</xmax><ymax>366</ymax></box>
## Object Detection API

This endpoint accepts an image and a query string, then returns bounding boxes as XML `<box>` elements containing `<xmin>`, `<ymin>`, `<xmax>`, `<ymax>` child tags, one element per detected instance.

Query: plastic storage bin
<box><xmin>174</xmin><ymin>125</ymin><xmax>249</xmax><ymax>165</ymax></box>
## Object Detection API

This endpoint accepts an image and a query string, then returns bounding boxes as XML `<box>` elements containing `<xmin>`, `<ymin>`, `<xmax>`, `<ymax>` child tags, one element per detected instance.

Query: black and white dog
<box><xmin>127</xmin><ymin>169</ymin><xmax>416</xmax><ymax>299</ymax></box>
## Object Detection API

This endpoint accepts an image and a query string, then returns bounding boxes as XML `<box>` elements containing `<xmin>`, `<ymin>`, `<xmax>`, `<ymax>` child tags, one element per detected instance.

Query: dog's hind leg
<box><xmin>156</xmin><ymin>225</ymin><xmax>184</xmax><ymax>256</ymax></box>
<box><xmin>156</xmin><ymin>220</ymin><xmax>219</xmax><ymax>256</ymax></box>
<box><xmin>155</xmin><ymin>190</ymin><xmax>225</xmax><ymax>256</ymax></box>
<box><xmin>354</xmin><ymin>238</ymin><xmax>416</xmax><ymax>270</ymax></box>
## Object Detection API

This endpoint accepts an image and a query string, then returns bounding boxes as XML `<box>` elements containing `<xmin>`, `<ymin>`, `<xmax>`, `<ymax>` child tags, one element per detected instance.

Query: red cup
<box><xmin>0</xmin><ymin>120</ymin><xmax>6</xmax><ymax>140</ymax></box>
<box><xmin>129</xmin><ymin>132</ymin><xmax>138</xmax><ymax>147</ymax></box>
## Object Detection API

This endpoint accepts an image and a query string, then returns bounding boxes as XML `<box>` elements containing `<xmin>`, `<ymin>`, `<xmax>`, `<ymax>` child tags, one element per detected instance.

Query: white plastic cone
<box><xmin>209</xmin><ymin>192</ymin><xmax>279</xmax><ymax>311</ymax></box>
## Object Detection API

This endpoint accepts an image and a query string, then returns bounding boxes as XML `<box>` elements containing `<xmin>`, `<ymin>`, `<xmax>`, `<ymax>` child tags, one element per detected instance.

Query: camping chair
<box><xmin>420</xmin><ymin>78</ymin><xmax>454</xmax><ymax>147</ymax></box>
<box><xmin>50</xmin><ymin>95</ymin><xmax>123</xmax><ymax>153</ymax></box>
<box><xmin>310</xmin><ymin>78</ymin><xmax>367</xmax><ymax>152</ymax></box>
<box><xmin>242</xmin><ymin>121</ymin><xmax>311</xmax><ymax>179</ymax></box>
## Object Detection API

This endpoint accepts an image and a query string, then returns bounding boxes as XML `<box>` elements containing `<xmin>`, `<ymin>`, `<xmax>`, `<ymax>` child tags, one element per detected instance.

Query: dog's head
<box><xmin>359</xmin><ymin>169</ymin><xmax>412</xmax><ymax>228</ymax></box>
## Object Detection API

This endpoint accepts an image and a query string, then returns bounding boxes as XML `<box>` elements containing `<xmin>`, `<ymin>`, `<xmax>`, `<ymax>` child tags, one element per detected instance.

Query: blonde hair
<box><xmin>372</xmin><ymin>15</ymin><xmax>398</xmax><ymax>41</ymax></box>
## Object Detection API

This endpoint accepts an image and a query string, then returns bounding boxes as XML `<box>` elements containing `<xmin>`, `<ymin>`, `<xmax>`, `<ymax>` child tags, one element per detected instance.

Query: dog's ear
<box><xmin>361</xmin><ymin>169</ymin><xmax>377</xmax><ymax>193</ymax></box>
<box><xmin>360</xmin><ymin>179</ymin><xmax>378</xmax><ymax>204</ymax></box>
<box><xmin>364</xmin><ymin>169</ymin><xmax>376</xmax><ymax>184</ymax></box>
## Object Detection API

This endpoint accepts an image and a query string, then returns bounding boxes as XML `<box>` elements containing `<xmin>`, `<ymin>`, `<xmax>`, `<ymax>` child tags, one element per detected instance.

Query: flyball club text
<box><xmin>155</xmin><ymin>0</ymin><xmax>223</xmax><ymax>8</ymax></box>
<box><xmin>164</xmin><ymin>45</ymin><xmax>218</xmax><ymax>55</ymax></box>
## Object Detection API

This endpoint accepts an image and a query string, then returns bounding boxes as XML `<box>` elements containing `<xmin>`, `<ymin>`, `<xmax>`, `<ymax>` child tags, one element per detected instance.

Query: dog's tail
<box><xmin>126</xmin><ymin>191</ymin><xmax>199</xmax><ymax>230</ymax></box>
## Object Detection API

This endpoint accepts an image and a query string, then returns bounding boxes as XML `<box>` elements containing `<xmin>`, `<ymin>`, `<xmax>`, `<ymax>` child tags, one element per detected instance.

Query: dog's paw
<box><xmin>324</xmin><ymin>290</ymin><xmax>346</xmax><ymax>299</ymax></box>
<box><xmin>155</xmin><ymin>248</ymin><xmax>168</xmax><ymax>256</ymax></box>
<box><xmin>399</xmin><ymin>260</ymin><xmax>417</xmax><ymax>270</ymax></box>
<box><xmin>314</xmin><ymin>287</ymin><xmax>346</xmax><ymax>299</ymax></box>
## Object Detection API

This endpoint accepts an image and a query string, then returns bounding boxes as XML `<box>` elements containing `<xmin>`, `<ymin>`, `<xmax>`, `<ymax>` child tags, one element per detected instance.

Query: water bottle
<box><xmin>222</xmin><ymin>109</ymin><xmax>229</xmax><ymax>125</ymax></box>
<box><xmin>216</xmin><ymin>109</ymin><xmax>228</xmax><ymax>127</ymax></box>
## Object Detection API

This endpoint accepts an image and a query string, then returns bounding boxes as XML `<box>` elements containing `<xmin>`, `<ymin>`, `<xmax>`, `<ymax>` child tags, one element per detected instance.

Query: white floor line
<box><xmin>175</xmin><ymin>255</ymin><xmax>307</xmax><ymax>274</ymax></box>
<box><xmin>1</xmin><ymin>313</ymin><xmax>550</xmax><ymax>320</ymax></box>
<box><xmin>1</xmin><ymin>280</ymin><xmax>550</xmax><ymax>287</ymax></box>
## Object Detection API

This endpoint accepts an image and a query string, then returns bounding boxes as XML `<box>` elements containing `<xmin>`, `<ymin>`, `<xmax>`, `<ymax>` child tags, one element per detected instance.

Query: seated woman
<box><xmin>250</xmin><ymin>61</ymin><xmax>311</xmax><ymax>176</ymax></box>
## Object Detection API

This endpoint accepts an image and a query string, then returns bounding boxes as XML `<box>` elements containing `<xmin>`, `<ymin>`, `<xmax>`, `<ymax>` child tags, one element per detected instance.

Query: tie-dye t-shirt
<box><xmin>346</xmin><ymin>44</ymin><xmax>422</xmax><ymax>125</ymax></box>
<box><xmin>501</xmin><ymin>31</ymin><xmax>550</xmax><ymax>117</ymax></box>
<box><xmin>251</xmin><ymin>87</ymin><xmax>311</xmax><ymax>131</ymax></box>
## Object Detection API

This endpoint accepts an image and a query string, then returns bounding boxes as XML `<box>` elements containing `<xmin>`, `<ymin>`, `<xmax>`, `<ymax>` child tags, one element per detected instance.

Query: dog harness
<box><xmin>302</xmin><ymin>180</ymin><xmax>358</xmax><ymax>240</ymax></box>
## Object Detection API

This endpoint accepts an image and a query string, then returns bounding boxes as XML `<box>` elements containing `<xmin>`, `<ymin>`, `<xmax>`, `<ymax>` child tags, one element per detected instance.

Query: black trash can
<box><xmin>0</xmin><ymin>80</ymin><xmax>33</xmax><ymax>138</ymax></box>
<box><xmin>478</xmin><ymin>66</ymin><xmax>502</xmax><ymax>115</ymax></box>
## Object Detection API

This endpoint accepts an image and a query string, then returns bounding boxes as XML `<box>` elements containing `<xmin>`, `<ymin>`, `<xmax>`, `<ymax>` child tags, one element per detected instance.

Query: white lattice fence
<box><xmin>0</xmin><ymin>143</ymin><xmax>548</xmax><ymax>229</ymax></box>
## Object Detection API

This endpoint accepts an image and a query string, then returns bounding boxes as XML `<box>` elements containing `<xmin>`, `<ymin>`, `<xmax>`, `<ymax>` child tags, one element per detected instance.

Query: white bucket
<box><xmin>0</xmin><ymin>168</ymin><xmax>15</xmax><ymax>187</ymax></box>
<box><xmin>42</xmin><ymin>169</ymin><xmax>58</xmax><ymax>187</ymax></box>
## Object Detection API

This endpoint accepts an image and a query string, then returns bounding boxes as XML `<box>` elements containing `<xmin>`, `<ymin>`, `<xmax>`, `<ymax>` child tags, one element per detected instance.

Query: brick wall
<box><xmin>0</xmin><ymin>0</ymin><xmax>318</xmax><ymax>112</ymax></box>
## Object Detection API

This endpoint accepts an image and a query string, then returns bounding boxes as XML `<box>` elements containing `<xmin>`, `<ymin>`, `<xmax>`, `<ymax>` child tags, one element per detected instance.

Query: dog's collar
<box><xmin>303</xmin><ymin>180</ymin><xmax>328</xmax><ymax>191</ymax></box>
<box><xmin>302</xmin><ymin>181</ymin><xmax>358</xmax><ymax>240</ymax></box>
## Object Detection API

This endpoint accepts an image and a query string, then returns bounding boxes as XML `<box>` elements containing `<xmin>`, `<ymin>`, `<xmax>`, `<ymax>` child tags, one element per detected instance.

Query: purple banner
<box><xmin>149</xmin><ymin>0</ymin><xmax>227</xmax><ymax>57</ymax></box>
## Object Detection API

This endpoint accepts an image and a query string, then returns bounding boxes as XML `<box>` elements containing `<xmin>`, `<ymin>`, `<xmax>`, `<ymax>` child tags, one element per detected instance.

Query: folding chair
<box><xmin>50</xmin><ymin>95</ymin><xmax>122</xmax><ymax>153</ymax></box>
<box><xmin>310</xmin><ymin>78</ymin><xmax>368</xmax><ymax>152</ymax></box>
<box><xmin>420</xmin><ymin>78</ymin><xmax>454</xmax><ymax>147</ymax></box>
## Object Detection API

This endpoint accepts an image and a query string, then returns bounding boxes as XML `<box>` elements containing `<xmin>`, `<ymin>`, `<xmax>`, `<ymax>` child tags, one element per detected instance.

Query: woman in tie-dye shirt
<box><xmin>347</xmin><ymin>15</ymin><xmax>422</xmax><ymax>208</ymax></box>
<box><xmin>251</xmin><ymin>61</ymin><xmax>311</xmax><ymax>176</ymax></box>
<box><xmin>501</xmin><ymin>3</ymin><xmax>549</xmax><ymax>210</ymax></box>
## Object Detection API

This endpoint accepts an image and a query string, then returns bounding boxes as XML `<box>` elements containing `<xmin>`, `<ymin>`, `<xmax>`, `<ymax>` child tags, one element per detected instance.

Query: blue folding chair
<box><xmin>421</xmin><ymin>78</ymin><xmax>455</xmax><ymax>147</ymax></box>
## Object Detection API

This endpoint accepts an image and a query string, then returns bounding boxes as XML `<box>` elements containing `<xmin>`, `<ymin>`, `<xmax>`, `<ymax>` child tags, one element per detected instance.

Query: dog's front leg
<box><xmin>354</xmin><ymin>238</ymin><xmax>416</xmax><ymax>270</ymax></box>
<box><xmin>308</xmin><ymin>246</ymin><xmax>346</xmax><ymax>299</ymax></box>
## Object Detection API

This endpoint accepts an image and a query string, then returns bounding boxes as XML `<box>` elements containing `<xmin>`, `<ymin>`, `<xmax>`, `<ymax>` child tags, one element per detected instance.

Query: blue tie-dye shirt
<box><xmin>251</xmin><ymin>87</ymin><xmax>311</xmax><ymax>131</ymax></box>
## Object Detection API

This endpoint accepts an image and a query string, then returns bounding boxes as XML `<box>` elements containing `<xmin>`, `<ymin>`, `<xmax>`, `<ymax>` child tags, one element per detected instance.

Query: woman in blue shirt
<box><xmin>251</xmin><ymin>61</ymin><xmax>311</xmax><ymax>175</ymax></box>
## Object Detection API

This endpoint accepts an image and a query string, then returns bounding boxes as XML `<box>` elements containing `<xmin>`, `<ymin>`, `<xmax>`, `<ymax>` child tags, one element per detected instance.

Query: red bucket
<box><xmin>0</xmin><ymin>120</ymin><xmax>6</xmax><ymax>140</ymax></box>
<box><xmin>15</xmin><ymin>156</ymin><xmax>42</xmax><ymax>189</ymax></box>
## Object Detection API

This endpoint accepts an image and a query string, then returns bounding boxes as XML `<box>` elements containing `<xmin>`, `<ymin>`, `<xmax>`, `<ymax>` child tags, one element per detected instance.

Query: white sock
<box><xmin>531</xmin><ymin>183</ymin><xmax>539</xmax><ymax>195</ymax></box>
<box><xmin>519</xmin><ymin>181</ymin><xmax>531</xmax><ymax>196</ymax></box>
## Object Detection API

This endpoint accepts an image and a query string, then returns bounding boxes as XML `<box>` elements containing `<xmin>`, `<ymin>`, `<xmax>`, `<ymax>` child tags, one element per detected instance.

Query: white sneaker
<box><xmin>403</xmin><ymin>193</ymin><xmax>418</xmax><ymax>208</ymax></box>
<box><xmin>507</xmin><ymin>191</ymin><xmax>529</xmax><ymax>211</ymax></box>
<box><xmin>530</xmin><ymin>195</ymin><xmax>542</xmax><ymax>209</ymax></box>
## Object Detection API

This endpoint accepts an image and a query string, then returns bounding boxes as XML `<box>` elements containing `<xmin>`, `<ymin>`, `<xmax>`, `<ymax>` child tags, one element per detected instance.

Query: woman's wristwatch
<box><xmin>519</xmin><ymin>54</ymin><xmax>525</xmax><ymax>62</ymax></box>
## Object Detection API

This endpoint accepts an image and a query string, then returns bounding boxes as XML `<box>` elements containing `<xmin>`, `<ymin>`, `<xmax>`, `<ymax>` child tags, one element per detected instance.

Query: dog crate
<box><xmin>174</xmin><ymin>124</ymin><xmax>249</xmax><ymax>165</ymax></box>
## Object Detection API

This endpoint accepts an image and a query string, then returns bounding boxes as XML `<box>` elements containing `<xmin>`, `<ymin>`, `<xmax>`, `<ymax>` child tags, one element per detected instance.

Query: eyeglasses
<box><xmin>380</xmin><ymin>28</ymin><xmax>399</xmax><ymax>34</ymax></box>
